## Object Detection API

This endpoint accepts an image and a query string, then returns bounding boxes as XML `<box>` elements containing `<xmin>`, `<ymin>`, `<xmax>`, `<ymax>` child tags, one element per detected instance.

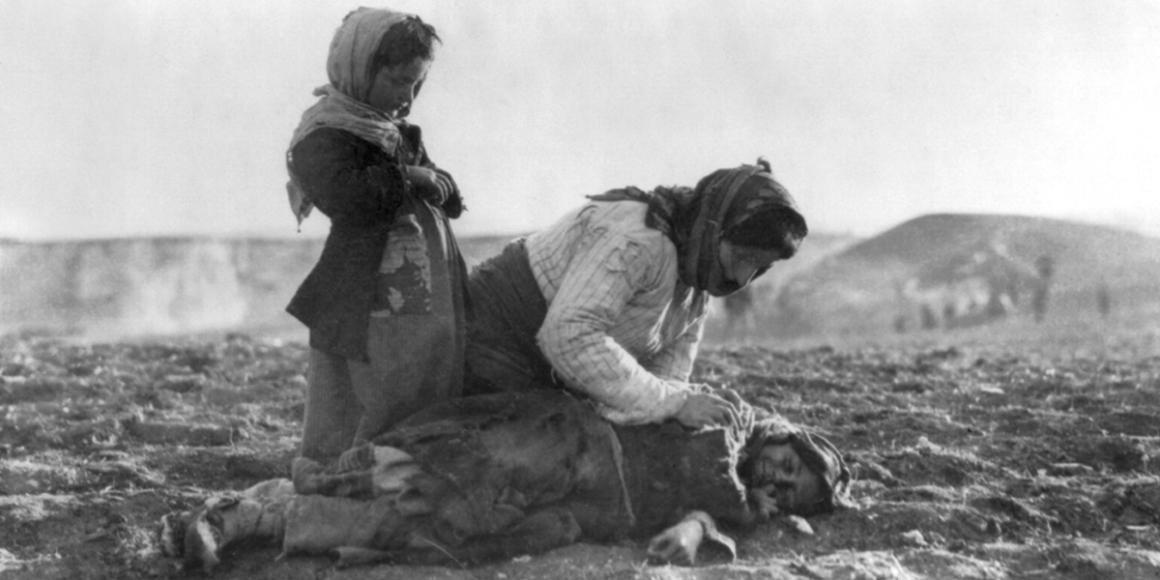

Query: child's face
<box><xmin>366</xmin><ymin>56</ymin><xmax>432</xmax><ymax>117</ymax></box>
<box><xmin>750</xmin><ymin>442</ymin><xmax>824</xmax><ymax>513</ymax></box>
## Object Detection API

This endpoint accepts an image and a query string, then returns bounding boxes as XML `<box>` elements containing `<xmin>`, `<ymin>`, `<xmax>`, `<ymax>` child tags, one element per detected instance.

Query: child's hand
<box><xmin>405</xmin><ymin>166</ymin><xmax>453</xmax><ymax>206</ymax></box>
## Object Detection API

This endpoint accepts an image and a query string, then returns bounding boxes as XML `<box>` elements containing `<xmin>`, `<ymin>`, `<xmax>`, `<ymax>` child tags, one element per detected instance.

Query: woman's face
<box><xmin>718</xmin><ymin>241</ymin><xmax>787</xmax><ymax>291</ymax></box>
<box><xmin>366</xmin><ymin>57</ymin><xmax>432</xmax><ymax>117</ymax></box>
<box><xmin>751</xmin><ymin>443</ymin><xmax>823</xmax><ymax>512</ymax></box>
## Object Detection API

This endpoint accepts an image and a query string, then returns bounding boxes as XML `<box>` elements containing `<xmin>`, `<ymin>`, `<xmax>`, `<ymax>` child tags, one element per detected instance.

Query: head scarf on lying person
<box><xmin>589</xmin><ymin>158</ymin><xmax>808</xmax><ymax>296</ymax></box>
<box><xmin>739</xmin><ymin>416</ymin><xmax>852</xmax><ymax>516</ymax></box>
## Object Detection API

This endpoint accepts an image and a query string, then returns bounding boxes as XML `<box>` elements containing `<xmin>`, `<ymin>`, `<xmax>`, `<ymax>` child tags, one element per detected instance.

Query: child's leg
<box><xmin>352</xmin><ymin>312</ymin><xmax>461</xmax><ymax>443</ymax></box>
<box><xmin>299</xmin><ymin>348</ymin><xmax>362</xmax><ymax>463</ymax></box>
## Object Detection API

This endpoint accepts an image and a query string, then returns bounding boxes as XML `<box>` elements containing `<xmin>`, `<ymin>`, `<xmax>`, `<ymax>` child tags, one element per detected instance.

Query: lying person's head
<box><xmin>739</xmin><ymin>419</ymin><xmax>850</xmax><ymax>516</ymax></box>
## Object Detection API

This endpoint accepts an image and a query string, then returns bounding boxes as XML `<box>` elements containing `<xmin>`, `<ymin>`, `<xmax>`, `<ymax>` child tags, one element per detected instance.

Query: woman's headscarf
<box><xmin>589</xmin><ymin>158</ymin><xmax>808</xmax><ymax>296</ymax></box>
<box><xmin>285</xmin><ymin>7</ymin><xmax>413</xmax><ymax>226</ymax></box>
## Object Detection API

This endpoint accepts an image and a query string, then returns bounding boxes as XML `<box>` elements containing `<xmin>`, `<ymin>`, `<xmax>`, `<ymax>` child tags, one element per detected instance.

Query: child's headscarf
<box><xmin>589</xmin><ymin>158</ymin><xmax>808</xmax><ymax>296</ymax></box>
<box><xmin>285</xmin><ymin>7</ymin><xmax>413</xmax><ymax>227</ymax></box>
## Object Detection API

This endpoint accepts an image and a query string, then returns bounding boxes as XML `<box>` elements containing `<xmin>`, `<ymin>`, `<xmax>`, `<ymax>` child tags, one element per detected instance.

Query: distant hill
<box><xmin>701</xmin><ymin>231</ymin><xmax>860</xmax><ymax>343</ymax></box>
<box><xmin>13</xmin><ymin>216</ymin><xmax>1149</xmax><ymax>342</ymax></box>
<box><xmin>0</xmin><ymin>234</ymin><xmax>521</xmax><ymax>339</ymax></box>
<box><xmin>773</xmin><ymin>213</ymin><xmax>1160</xmax><ymax>337</ymax></box>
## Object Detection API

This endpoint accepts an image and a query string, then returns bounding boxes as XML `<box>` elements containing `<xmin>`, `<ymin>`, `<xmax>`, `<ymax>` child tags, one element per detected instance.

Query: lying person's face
<box><xmin>750</xmin><ymin>442</ymin><xmax>823</xmax><ymax>513</ymax></box>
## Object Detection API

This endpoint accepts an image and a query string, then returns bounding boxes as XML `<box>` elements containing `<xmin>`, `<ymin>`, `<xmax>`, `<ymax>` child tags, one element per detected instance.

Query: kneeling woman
<box><xmin>466</xmin><ymin>158</ymin><xmax>808</xmax><ymax>429</ymax></box>
<box><xmin>161</xmin><ymin>390</ymin><xmax>850</xmax><ymax>572</ymax></box>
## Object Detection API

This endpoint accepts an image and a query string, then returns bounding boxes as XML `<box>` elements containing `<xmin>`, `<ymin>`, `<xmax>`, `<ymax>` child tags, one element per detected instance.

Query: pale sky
<box><xmin>3</xmin><ymin>0</ymin><xmax>1159</xmax><ymax>241</ymax></box>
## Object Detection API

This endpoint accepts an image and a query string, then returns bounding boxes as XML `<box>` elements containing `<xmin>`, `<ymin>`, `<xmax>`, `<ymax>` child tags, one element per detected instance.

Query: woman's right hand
<box><xmin>674</xmin><ymin>391</ymin><xmax>743</xmax><ymax>429</ymax></box>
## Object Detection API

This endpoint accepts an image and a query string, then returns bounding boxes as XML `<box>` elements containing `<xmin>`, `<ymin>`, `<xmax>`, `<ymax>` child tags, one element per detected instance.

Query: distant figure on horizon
<box><xmin>942</xmin><ymin>301</ymin><xmax>956</xmax><ymax>330</ymax></box>
<box><xmin>891</xmin><ymin>278</ymin><xmax>911</xmax><ymax>334</ymax></box>
<box><xmin>893</xmin><ymin>314</ymin><xmax>908</xmax><ymax>334</ymax></box>
<box><xmin>921</xmin><ymin>303</ymin><xmax>939</xmax><ymax>330</ymax></box>
<box><xmin>983</xmin><ymin>283</ymin><xmax>1011</xmax><ymax>320</ymax></box>
<box><xmin>1096</xmin><ymin>283</ymin><xmax>1112</xmax><ymax>319</ymax></box>
<box><xmin>1032</xmin><ymin>255</ymin><xmax>1055</xmax><ymax>323</ymax></box>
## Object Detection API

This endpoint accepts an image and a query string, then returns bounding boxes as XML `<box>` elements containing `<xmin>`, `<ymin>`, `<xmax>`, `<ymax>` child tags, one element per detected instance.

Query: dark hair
<box><xmin>724</xmin><ymin>209</ymin><xmax>808</xmax><ymax>257</ymax></box>
<box><xmin>372</xmin><ymin>15</ymin><xmax>441</xmax><ymax>70</ymax></box>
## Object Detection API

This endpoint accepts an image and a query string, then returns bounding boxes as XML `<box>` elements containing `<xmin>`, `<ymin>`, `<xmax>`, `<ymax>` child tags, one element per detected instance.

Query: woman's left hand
<box><xmin>674</xmin><ymin>391</ymin><xmax>744</xmax><ymax>429</ymax></box>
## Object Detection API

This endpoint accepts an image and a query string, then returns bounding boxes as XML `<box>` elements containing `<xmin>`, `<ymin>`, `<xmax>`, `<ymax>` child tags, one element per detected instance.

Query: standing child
<box><xmin>284</xmin><ymin>7</ymin><xmax>469</xmax><ymax>467</ymax></box>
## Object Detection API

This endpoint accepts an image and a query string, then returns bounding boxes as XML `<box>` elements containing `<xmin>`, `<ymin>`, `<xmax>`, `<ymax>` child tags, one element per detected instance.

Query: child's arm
<box><xmin>289</xmin><ymin>128</ymin><xmax>408</xmax><ymax>226</ymax></box>
<box><xmin>403</xmin><ymin>166</ymin><xmax>462</xmax><ymax>217</ymax></box>
<box><xmin>400</xmin><ymin>123</ymin><xmax>465</xmax><ymax>217</ymax></box>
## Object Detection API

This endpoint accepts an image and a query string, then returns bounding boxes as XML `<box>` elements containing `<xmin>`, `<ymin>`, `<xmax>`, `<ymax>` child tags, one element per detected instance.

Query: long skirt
<box><xmin>300</xmin><ymin>198</ymin><xmax>468</xmax><ymax>462</ymax></box>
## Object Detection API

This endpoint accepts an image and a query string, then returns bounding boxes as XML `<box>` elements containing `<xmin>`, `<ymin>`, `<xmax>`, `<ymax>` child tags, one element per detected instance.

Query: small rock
<box><xmin>1047</xmin><ymin>463</ymin><xmax>1095</xmax><ymax>477</ymax></box>
<box><xmin>160</xmin><ymin>374</ymin><xmax>207</xmax><ymax>393</ymax></box>
<box><xmin>123</xmin><ymin>419</ymin><xmax>233</xmax><ymax>446</ymax></box>
<box><xmin>780</xmin><ymin>514</ymin><xmax>815</xmax><ymax>535</ymax></box>
<box><xmin>901</xmin><ymin>529</ymin><xmax>928</xmax><ymax>546</ymax></box>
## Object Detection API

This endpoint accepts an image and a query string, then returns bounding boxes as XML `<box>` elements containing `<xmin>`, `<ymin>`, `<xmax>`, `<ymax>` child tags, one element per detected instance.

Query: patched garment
<box><xmin>373</xmin><ymin>201</ymin><xmax>452</xmax><ymax>317</ymax></box>
<box><xmin>524</xmin><ymin>201</ymin><xmax>709</xmax><ymax>424</ymax></box>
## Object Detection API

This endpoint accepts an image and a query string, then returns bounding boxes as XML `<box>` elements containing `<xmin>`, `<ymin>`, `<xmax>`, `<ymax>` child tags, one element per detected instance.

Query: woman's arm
<box><xmin>535</xmin><ymin>231</ymin><xmax>690</xmax><ymax>425</ymax></box>
<box><xmin>641</xmin><ymin>315</ymin><xmax>707</xmax><ymax>383</ymax></box>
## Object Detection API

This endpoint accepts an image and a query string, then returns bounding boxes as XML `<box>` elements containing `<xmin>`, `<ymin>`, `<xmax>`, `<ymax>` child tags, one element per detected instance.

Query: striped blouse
<box><xmin>525</xmin><ymin>201</ymin><xmax>709</xmax><ymax>424</ymax></box>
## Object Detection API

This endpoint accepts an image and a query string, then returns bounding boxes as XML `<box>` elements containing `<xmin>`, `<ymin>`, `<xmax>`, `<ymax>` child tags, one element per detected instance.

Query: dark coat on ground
<box><xmin>287</xmin><ymin>390</ymin><xmax>761</xmax><ymax>565</ymax></box>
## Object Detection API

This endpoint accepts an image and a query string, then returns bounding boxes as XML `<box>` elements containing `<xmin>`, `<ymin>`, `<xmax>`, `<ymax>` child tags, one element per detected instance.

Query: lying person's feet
<box><xmin>158</xmin><ymin>479</ymin><xmax>294</xmax><ymax>573</ymax></box>
<box><xmin>158</xmin><ymin>497</ymin><xmax>234</xmax><ymax>573</ymax></box>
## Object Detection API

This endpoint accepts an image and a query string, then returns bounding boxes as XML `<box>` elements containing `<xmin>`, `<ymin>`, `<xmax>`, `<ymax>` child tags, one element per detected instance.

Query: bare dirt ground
<box><xmin>2</xmin><ymin>314</ymin><xmax>1159</xmax><ymax>579</ymax></box>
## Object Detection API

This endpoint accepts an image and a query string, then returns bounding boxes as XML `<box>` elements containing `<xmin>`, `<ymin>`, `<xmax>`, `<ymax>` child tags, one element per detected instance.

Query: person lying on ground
<box><xmin>160</xmin><ymin>389</ymin><xmax>850</xmax><ymax>573</ymax></box>
<box><xmin>465</xmin><ymin>158</ymin><xmax>808</xmax><ymax>429</ymax></box>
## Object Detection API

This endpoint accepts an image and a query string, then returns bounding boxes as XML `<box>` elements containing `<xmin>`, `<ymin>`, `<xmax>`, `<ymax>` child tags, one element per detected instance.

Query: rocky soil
<box><xmin>2</xmin><ymin>315</ymin><xmax>1158</xmax><ymax>579</ymax></box>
